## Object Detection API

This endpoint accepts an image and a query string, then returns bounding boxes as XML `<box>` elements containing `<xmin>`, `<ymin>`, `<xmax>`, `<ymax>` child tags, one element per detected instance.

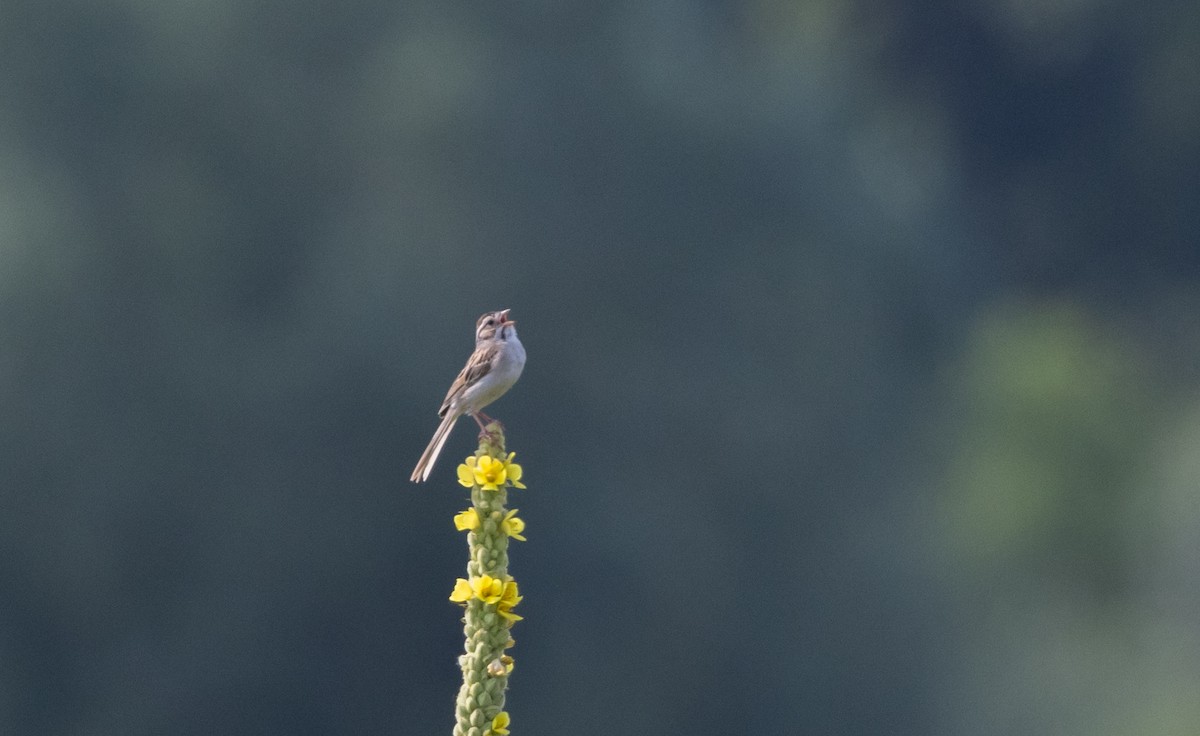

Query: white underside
<box><xmin>453</xmin><ymin>332</ymin><xmax>525</xmax><ymax>416</ymax></box>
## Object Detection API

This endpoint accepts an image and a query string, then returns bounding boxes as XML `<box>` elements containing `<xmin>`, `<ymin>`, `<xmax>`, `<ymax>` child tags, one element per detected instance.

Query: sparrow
<box><xmin>410</xmin><ymin>309</ymin><xmax>526</xmax><ymax>482</ymax></box>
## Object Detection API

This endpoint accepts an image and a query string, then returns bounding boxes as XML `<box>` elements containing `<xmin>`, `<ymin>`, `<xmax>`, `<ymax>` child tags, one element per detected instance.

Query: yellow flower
<box><xmin>501</xmin><ymin>509</ymin><xmax>526</xmax><ymax>541</ymax></box>
<box><xmin>472</xmin><ymin>575</ymin><xmax>505</xmax><ymax>605</ymax></box>
<box><xmin>453</xmin><ymin>508</ymin><xmax>479</xmax><ymax>532</ymax></box>
<box><xmin>489</xmin><ymin>711</ymin><xmax>511</xmax><ymax>736</ymax></box>
<box><xmin>453</xmin><ymin>575</ymin><xmax>520</xmax><ymax>607</ymax></box>
<box><xmin>456</xmin><ymin>459</ymin><xmax>477</xmax><ymax>488</ymax></box>
<box><xmin>473</xmin><ymin>455</ymin><xmax>508</xmax><ymax>490</ymax></box>
<box><xmin>449</xmin><ymin>578</ymin><xmax>473</xmax><ymax>603</ymax></box>
<box><xmin>503</xmin><ymin>452</ymin><xmax>526</xmax><ymax>489</ymax></box>
<box><xmin>457</xmin><ymin>453</ymin><xmax>523</xmax><ymax>490</ymax></box>
<box><xmin>500</xmin><ymin>579</ymin><xmax>522</xmax><ymax>606</ymax></box>
<box><xmin>497</xmin><ymin>579</ymin><xmax>523</xmax><ymax>622</ymax></box>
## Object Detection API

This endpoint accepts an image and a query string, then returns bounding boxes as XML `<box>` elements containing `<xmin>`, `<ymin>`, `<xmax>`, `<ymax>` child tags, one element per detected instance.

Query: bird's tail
<box><xmin>410</xmin><ymin>412</ymin><xmax>459</xmax><ymax>483</ymax></box>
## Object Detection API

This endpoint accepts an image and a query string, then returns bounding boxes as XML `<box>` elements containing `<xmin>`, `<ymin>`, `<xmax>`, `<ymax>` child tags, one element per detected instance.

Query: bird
<box><xmin>410</xmin><ymin>309</ymin><xmax>526</xmax><ymax>482</ymax></box>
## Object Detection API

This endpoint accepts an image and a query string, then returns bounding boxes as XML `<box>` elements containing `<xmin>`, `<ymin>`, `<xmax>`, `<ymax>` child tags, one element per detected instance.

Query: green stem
<box><xmin>454</xmin><ymin>424</ymin><xmax>514</xmax><ymax>736</ymax></box>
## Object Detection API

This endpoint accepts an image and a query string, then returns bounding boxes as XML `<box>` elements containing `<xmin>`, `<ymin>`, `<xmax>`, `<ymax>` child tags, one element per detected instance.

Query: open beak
<box><xmin>499</xmin><ymin>309</ymin><xmax>514</xmax><ymax>325</ymax></box>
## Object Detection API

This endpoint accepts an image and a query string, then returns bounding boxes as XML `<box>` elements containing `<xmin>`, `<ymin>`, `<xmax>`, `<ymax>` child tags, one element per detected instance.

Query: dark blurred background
<box><xmin>2</xmin><ymin>1</ymin><xmax>1199</xmax><ymax>734</ymax></box>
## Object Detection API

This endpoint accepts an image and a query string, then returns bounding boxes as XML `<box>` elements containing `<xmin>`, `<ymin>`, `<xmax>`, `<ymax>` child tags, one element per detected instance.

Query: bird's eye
<box><xmin>485</xmin><ymin>319</ymin><xmax>494</xmax><ymax>326</ymax></box>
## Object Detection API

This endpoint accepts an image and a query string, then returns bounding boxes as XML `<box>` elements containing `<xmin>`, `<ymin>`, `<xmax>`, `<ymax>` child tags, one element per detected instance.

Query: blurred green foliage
<box><xmin>940</xmin><ymin>302</ymin><xmax>1151</xmax><ymax>588</ymax></box>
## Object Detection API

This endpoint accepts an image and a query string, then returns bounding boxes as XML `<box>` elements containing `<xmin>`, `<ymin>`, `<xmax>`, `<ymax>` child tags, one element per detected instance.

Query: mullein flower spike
<box><xmin>450</xmin><ymin>423</ymin><xmax>526</xmax><ymax>736</ymax></box>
